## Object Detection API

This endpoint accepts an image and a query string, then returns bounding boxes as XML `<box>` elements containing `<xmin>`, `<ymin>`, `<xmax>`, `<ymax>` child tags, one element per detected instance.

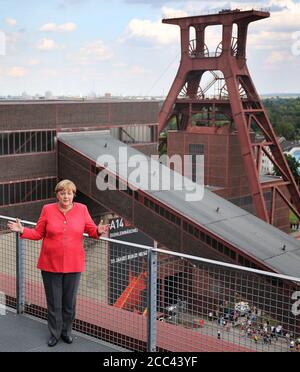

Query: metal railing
<box><xmin>162</xmin><ymin>7</ymin><xmax>271</xmax><ymax>20</ymax></box>
<box><xmin>1</xmin><ymin>215</ymin><xmax>300</xmax><ymax>352</ymax></box>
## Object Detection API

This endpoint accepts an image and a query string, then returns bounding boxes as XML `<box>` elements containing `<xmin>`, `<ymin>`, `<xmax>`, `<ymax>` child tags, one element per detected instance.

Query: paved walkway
<box><xmin>0</xmin><ymin>309</ymin><xmax>128</xmax><ymax>352</ymax></box>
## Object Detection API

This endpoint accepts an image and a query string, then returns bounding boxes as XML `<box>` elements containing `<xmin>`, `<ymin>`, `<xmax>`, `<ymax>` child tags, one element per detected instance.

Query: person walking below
<box><xmin>7</xmin><ymin>180</ymin><xmax>109</xmax><ymax>347</ymax></box>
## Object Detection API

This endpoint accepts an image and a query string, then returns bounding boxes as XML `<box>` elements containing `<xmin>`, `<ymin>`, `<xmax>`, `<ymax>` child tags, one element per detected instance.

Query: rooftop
<box><xmin>58</xmin><ymin>130</ymin><xmax>300</xmax><ymax>278</ymax></box>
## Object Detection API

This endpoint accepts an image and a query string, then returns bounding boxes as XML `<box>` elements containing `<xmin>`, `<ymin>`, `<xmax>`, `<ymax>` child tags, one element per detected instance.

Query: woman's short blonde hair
<box><xmin>55</xmin><ymin>180</ymin><xmax>76</xmax><ymax>195</ymax></box>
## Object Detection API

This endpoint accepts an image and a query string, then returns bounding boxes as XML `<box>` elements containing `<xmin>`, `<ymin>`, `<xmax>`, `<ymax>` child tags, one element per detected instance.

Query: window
<box><xmin>217</xmin><ymin>242</ymin><xmax>224</xmax><ymax>253</ymax></box>
<box><xmin>0</xmin><ymin>131</ymin><xmax>56</xmax><ymax>156</ymax></box>
<box><xmin>31</xmin><ymin>180</ymin><xmax>37</xmax><ymax>200</ymax></box>
<box><xmin>0</xmin><ymin>178</ymin><xmax>57</xmax><ymax>206</ymax></box>
<box><xmin>15</xmin><ymin>183</ymin><xmax>21</xmax><ymax>204</ymax></box>
<box><xmin>9</xmin><ymin>183</ymin><xmax>14</xmax><ymax>205</ymax></box>
<box><xmin>189</xmin><ymin>144</ymin><xmax>204</xmax><ymax>182</ymax></box>
<box><xmin>3</xmin><ymin>134</ymin><xmax>9</xmax><ymax>155</ymax></box>
<box><xmin>20</xmin><ymin>132</ymin><xmax>26</xmax><ymax>153</ymax></box>
<box><xmin>230</xmin><ymin>250</ymin><xmax>236</xmax><ymax>260</ymax></box>
<box><xmin>224</xmin><ymin>246</ymin><xmax>230</xmax><ymax>256</ymax></box>
<box><xmin>21</xmin><ymin>182</ymin><xmax>26</xmax><ymax>202</ymax></box>
<box><xmin>0</xmin><ymin>184</ymin><xmax>3</xmax><ymax>206</ymax></box>
<box><xmin>25</xmin><ymin>132</ymin><xmax>31</xmax><ymax>153</ymax></box>
<box><xmin>42</xmin><ymin>132</ymin><xmax>47</xmax><ymax>152</ymax></box>
<box><xmin>212</xmin><ymin>239</ymin><xmax>218</xmax><ymax>249</ymax></box>
<box><xmin>47</xmin><ymin>132</ymin><xmax>53</xmax><ymax>151</ymax></box>
<box><xmin>31</xmin><ymin>132</ymin><xmax>37</xmax><ymax>152</ymax></box>
<box><xmin>15</xmin><ymin>133</ymin><xmax>20</xmax><ymax>153</ymax></box>
<box><xmin>159</xmin><ymin>206</ymin><xmax>165</xmax><ymax>217</ymax></box>
<box><xmin>4</xmin><ymin>184</ymin><xmax>9</xmax><ymax>204</ymax></box>
<box><xmin>189</xmin><ymin>144</ymin><xmax>204</xmax><ymax>154</ymax></box>
<box><xmin>37</xmin><ymin>132</ymin><xmax>42</xmax><ymax>152</ymax></box>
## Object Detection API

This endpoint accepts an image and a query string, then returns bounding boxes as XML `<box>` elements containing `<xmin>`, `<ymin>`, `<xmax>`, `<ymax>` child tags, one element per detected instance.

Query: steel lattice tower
<box><xmin>159</xmin><ymin>9</ymin><xmax>300</xmax><ymax>225</ymax></box>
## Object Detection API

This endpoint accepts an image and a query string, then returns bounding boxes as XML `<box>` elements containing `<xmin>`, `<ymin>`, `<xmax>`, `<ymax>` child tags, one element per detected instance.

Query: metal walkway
<box><xmin>0</xmin><ymin>309</ymin><xmax>128</xmax><ymax>352</ymax></box>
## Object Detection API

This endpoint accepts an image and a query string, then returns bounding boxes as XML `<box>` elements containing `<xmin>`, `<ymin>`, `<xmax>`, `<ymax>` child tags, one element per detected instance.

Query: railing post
<box><xmin>147</xmin><ymin>245</ymin><xmax>157</xmax><ymax>352</ymax></box>
<box><xmin>16</xmin><ymin>232</ymin><xmax>25</xmax><ymax>314</ymax></box>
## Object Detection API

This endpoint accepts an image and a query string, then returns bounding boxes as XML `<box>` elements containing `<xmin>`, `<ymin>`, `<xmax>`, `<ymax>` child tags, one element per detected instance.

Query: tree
<box><xmin>274</xmin><ymin>154</ymin><xmax>300</xmax><ymax>186</ymax></box>
<box><xmin>275</xmin><ymin>122</ymin><xmax>296</xmax><ymax>140</ymax></box>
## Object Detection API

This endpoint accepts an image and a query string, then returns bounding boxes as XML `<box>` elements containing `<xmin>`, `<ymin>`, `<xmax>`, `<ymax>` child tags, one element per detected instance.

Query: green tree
<box><xmin>275</xmin><ymin>122</ymin><xmax>296</xmax><ymax>140</ymax></box>
<box><xmin>274</xmin><ymin>154</ymin><xmax>300</xmax><ymax>185</ymax></box>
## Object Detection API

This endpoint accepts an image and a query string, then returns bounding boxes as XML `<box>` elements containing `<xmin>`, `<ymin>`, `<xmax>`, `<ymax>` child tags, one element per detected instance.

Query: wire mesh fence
<box><xmin>0</xmin><ymin>217</ymin><xmax>17</xmax><ymax>309</ymax></box>
<box><xmin>1</xmin><ymin>214</ymin><xmax>300</xmax><ymax>352</ymax></box>
<box><xmin>154</xmin><ymin>253</ymin><xmax>300</xmax><ymax>352</ymax></box>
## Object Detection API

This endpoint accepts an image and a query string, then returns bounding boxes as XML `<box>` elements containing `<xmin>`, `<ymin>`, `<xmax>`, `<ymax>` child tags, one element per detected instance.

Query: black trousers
<box><xmin>41</xmin><ymin>271</ymin><xmax>81</xmax><ymax>340</ymax></box>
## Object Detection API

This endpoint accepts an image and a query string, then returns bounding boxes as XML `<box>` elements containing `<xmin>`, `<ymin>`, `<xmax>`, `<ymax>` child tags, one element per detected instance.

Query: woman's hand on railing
<box><xmin>7</xmin><ymin>218</ymin><xmax>24</xmax><ymax>234</ymax></box>
<box><xmin>97</xmin><ymin>220</ymin><xmax>109</xmax><ymax>237</ymax></box>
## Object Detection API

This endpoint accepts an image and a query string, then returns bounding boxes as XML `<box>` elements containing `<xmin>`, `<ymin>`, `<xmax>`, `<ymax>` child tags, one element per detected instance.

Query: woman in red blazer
<box><xmin>7</xmin><ymin>179</ymin><xmax>109</xmax><ymax>347</ymax></box>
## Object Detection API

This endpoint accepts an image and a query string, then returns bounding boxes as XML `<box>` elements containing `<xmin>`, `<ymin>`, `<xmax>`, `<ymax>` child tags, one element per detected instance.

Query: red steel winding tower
<box><xmin>159</xmin><ymin>9</ymin><xmax>300</xmax><ymax>226</ymax></box>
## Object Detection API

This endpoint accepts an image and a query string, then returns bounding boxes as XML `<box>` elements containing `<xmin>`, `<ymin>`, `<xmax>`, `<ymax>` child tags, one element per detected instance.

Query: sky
<box><xmin>0</xmin><ymin>0</ymin><xmax>300</xmax><ymax>96</ymax></box>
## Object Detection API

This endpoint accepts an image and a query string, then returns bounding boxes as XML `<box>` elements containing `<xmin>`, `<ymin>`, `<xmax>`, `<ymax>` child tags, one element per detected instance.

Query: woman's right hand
<box><xmin>7</xmin><ymin>218</ymin><xmax>24</xmax><ymax>234</ymax></box>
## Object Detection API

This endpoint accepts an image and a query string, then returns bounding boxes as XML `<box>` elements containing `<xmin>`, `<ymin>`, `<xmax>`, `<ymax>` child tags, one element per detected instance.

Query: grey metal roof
<box><xmin>58</xmin><ymin>130</ymin><xmax>300</xmax><ymax>278</ymax></box>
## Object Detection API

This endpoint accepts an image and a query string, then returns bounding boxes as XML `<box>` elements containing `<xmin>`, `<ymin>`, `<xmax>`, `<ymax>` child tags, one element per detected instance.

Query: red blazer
<box><xmin>21</xmin><ymin>202</ymin><xmax>100</xmax><ymax>273</ymax></box>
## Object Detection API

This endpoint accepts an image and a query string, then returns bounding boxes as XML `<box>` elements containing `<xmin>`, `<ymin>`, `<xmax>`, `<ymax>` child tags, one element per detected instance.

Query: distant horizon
<box><xmin>0</xmin><ymin>92</ymin><xmax>299</xmax><ymax>100</ymax></box>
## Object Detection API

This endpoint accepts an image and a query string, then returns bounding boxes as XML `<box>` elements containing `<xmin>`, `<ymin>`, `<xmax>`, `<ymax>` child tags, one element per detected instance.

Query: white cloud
<box><xmin>75</xmin><ymin>40</ymin><xmax>113</xmax><ymax>64</ymax></box>
<box><xmin>39</xmin><ymin>22</ymin><xmax>77</xmax><ymax>32</ymax></box>
<box><xmin>124</xmin><ymin>5</ymin><xmax>188</xmax><ymax>45</ymax></box>
<box><xmin>124</xmin><ymin>1</ymin><xmax>300</xmax><ymax>49</ymax></box>
<box><xmin>127</xmin><ymin>18</ymin><xmax>179</xmax><ymax>45</ymax></box>
<box><xmin>5</xmin><ymin>31</ymin><xmax>21</xmax><ymax>53</ymax></box>
<box><xmin>248</xmin><ymin>31</ymin><xmax>293</xmax><ymax>49</ymax></box>
<box><xmin>37</xmin><ymin>38</ymin><xmax>61</xmax><ymax>51</ymax></box>
<box><xmin>161</xmin><ymin>6</ymin><xmax>188</xmax><ymax>19</ymax></box>
<box><xmin>266</xmin><ymin>50</ymin><xmax>294</xmax><ymax>64</ymax></box>
<box><xmin>8</xmin><ymin>67</ymin><xmax>27</xmax><ymax>77</ymax></box>
<box><xmin>129</xmin><ymin>65</ymin><xmax>147</xmax><ymax>75</ymax></box>
<box><xmin>28</xmin><ymin>59</ymin><xmax>41</xmax><ymax>66</ymax></box>
<box><xmin>112</xmin><ymin>62</ymin><xmax>128</xmax><ymax>68</ymax></box>
<box><xmin>41</xmin><ymin>69</ymin><xmax>58</xmax><ymax>77</ymax></box>
<box><xmin>5</xmin><ymin>18</ymin><xmax>17</xmax><ymax>26</ymax></box>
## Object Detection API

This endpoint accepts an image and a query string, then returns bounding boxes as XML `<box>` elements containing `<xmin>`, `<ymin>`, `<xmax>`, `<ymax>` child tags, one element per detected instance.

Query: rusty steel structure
<box><xmin>158</xmin><ymin>9</ymin><xmax>300</xmax><ymax>225</ymax></box>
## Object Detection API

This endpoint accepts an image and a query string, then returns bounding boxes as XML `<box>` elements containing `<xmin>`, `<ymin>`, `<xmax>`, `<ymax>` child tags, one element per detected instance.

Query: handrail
<box><xmin>1</xmin><ymin>214</ymin><xmax>300</xmax><ymax>283</ymax></box>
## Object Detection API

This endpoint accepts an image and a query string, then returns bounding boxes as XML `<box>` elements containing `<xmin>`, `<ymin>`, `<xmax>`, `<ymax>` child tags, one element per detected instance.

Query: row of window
<box><xmin>238</xmin><ymin>255</ymin><xmax>260</xmax><ymax>270</ymax></box>
<box><xmin>0</xmin><ymin>178</ymin><xmax>57</xmax><ymax>206</ymax></box>
<box><xmin>182</xmin><ymin>220</ymin><xmax>237</xmax><ymax>260</ymax></box>
<box><xmin>144</xmin><ymin>197</ymin><xmax>181</xmax><ymax>226</ymax></box>
<box><xmin>0</xmin><ymin>131</ymin><xmax>56</xmax><ymax>156</ymax></box>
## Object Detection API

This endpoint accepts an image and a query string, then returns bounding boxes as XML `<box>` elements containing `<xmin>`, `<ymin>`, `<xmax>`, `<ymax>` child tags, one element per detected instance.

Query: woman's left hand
<box><xmin>97</xmin><ymin>220</ymin><xmax>109</xmax><ymax>236</ymax></box>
